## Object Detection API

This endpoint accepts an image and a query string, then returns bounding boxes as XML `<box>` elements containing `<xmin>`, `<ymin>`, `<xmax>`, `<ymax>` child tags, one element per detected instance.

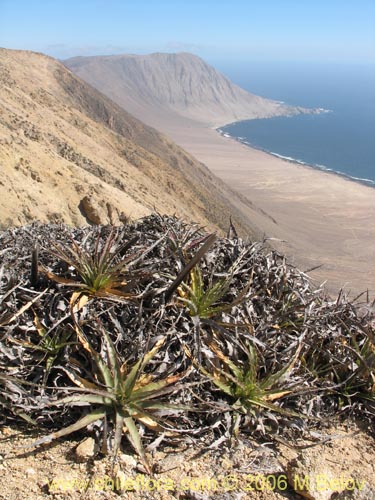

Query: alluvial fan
<box><xmin>0</xmin><ymin>214</ymin><xmax>374</xmax><ymax>472</ymax></box>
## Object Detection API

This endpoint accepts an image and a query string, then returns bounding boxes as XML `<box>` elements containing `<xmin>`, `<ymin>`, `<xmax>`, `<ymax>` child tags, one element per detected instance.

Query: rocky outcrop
<box><xmin>78</xmin><ymin>196</ymin><xmax>128</xmax><ymax>226</ymax></box>
<box><xmin>78</xmin><ymin>196</ymin><xmax>102</xmax><ymax>225</ymax></box>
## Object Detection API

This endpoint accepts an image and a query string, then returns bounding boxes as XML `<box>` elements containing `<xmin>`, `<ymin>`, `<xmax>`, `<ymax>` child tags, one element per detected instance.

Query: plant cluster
<box><xmin>0</xmin><ymin>215</ymin><xmax>374</xmax><ymax>472</ymax></box>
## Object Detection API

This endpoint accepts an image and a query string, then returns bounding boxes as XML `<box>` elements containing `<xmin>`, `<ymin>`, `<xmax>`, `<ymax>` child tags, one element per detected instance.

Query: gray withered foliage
<box><xmin>0</xmin><ymin>214</ymin><xmax>374</xmax><ymax>471</ymax></box>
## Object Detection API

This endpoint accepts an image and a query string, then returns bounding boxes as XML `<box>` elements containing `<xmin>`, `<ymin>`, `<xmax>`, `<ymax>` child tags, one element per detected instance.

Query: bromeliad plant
<box><xmin>171</xmin><ymin>237</ymin><xmax>252</xmax><ymax>321</ymax></box>
<box><xmin>10</xmin><ymin>314</ymin><xmax>75</xmax><ymax>386</ymax></box>
<box><xmin>31</xmin><ymin>320</ymin><xmax>188</xmax><ymax>473</ymax></box>
<box><xmin>40</xmin><ymin>229</ymin><xmax>140</xmax><ymax>300</ymax></box>
<box><xmin>177</xmin><ymin>265</ymin><xmax>250</xmax><ymax>320</ymax></box>
<box><xmin>178</xmin><ymin>265</ymin><xmax>231</xmax><ymax>319</ymax></box>
<box><xmin>335</xmin><ymin>332</ymin><xmax>375</xmax><ymax>408</ymax></box>
<box><xmin>185</xmin><ymin>338</ymin><xmax>303</xmax><ymax>423</ymax></box>
<box><xmin>2</xmin><ymin>214</ymin><xmax>375</xmax><ymax>468</ymax></box>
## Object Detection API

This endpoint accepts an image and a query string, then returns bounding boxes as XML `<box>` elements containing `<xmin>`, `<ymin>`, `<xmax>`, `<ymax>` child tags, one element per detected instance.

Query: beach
<box><xmin>153</xmin><ymin>115</ymin><xmax>375</xmax><ymax>298</ymax></box>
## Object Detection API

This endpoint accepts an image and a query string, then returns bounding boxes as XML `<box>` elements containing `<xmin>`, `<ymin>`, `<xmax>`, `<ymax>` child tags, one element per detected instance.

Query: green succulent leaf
<box><xmin>41</xmin><ymin>230</ymin><xmax>140</xmax><ymax>301</ymax></box>
<box><xmin>28</xmin><ymin>408</ymin><xmax>107</xmax><ymax>448</ymax></box>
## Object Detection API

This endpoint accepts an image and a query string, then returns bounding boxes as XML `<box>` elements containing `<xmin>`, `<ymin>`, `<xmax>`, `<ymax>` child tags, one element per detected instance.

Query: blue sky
<box><xmin>0</xmin><ymin>0</ymin><xmax>374</xmax><ymax>64</ymax></box>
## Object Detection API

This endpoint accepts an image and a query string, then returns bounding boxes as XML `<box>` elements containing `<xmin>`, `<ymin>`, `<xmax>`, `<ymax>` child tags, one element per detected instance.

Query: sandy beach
<box><xmin>151</xmin><ymin>116</ymin><xmax>375</xmax><ymax>298</ymax></box>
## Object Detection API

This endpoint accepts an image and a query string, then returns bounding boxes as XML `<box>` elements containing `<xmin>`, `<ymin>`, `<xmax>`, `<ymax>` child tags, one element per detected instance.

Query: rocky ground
<box><xmin>0</xmin><ymin>421</ymin><xmax>374</xmax><ymax>500</ymax></box>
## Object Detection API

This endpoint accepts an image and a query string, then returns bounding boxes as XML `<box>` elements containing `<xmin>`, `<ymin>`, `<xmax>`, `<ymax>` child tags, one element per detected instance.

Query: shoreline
<box><xmin>214</xmin><ymin>123</ymin><xmax>375</xmax><ymax>190</ymax></box>
<box><xmin>153</xmin><ymin>116</ymin><xmax>375</xmax><ymax>298</ymax></box>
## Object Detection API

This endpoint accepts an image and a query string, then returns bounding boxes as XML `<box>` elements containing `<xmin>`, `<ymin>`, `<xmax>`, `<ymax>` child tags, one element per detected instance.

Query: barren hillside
<box><xmin>0</xmin><ymin>48</ymin><xmax>262</xmax><ymax>233</ymax></box>
<box><xmin>64</xmin><ymin>52</ymin><xmax>315</xmax><ymax>128</ymax></box>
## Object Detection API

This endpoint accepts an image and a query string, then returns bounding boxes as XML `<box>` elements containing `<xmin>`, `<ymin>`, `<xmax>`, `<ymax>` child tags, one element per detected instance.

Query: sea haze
<box><xmin>218</xmin><ymin>61</ymin><xmax>375</xmax><ymax>186</ymax></box>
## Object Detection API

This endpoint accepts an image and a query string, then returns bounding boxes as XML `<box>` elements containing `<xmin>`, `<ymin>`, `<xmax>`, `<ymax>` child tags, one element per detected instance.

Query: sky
<box><xmin>0</xmin><ymin>0</ymin><xmax>374</xmax><ymax>65</ymax></box>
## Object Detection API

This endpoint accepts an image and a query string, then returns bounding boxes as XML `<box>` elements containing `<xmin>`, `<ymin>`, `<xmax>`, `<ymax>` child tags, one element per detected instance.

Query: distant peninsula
<box><xmin>64</xmin><ymin>52</ymin><xmax>322</xmax><ymax>128</ymax></box>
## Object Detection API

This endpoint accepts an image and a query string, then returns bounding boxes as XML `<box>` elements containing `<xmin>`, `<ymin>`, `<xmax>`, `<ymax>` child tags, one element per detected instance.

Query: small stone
<box><xmin>120</xmin><ymin>453</ymin><xmax>137</xmax><ymax>469</ymax></box>
<box><xmin>56</xmin><ymin>300</ymin><xmax>67</xmax><ymax>311</ymax></box>
<box><xmin>25</xmin><ymin>467</ymin><xmax>36</xmax><ymax>476</ymax></box>
<box><xmin>334</xmin><ymin>483</ymin><xmax>375</xmax><ymax>499</ymax></box>
<box><xmin>115</xmin><ymin>470</ymin><xmax>130</xmax><ymax>492</ymax></box>
<box><xmin>287</xmin><ymin>452</ymin><xmax>350</xmax><ymax>500</ymax></box>
<box><xmin>0</xmin><ymin>427</ymin><xmax>13</xmax><ymax>436</ymax></box>
<box><xmin>136</xmin><ymin>463</ymin><xmax>148</xmax><ymax>474</ymax></box>
<box><xmin>75</xmin><ymin>437</ymin><xmax>97</xmax><ymax>462</ymax></box>
<box><xmin>153</xmin><ymin>451</ymin><xmax>166</xmax><ymax>461</ymax></box>
<box><xmin>221</xmin><ymin>457</ymin><xmax>233</xmax><ymax>470</ymax></box>
<box><xmin>161</xmin><ymin>453</ymin><xmax>185</xmax><ymax>472</ymax></box>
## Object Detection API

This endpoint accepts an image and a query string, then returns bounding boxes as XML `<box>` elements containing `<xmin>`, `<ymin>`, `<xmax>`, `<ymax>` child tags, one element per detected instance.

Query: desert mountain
<box><xmin>0</xmin><ymin>48</ymin><xmax>263</xmax><ymax>233</ymax></box>
<box><xmin>64</xmin><ymin>52</ymin><xmax>312</xmax><ymax>128</ymax></box>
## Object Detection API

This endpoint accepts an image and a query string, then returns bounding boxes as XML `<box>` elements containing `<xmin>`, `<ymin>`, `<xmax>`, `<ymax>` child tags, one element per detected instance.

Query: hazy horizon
<box><xmin>0</xmin><ymin>0</ymin><xmax>374</xmax><ymax>66</ymax></box>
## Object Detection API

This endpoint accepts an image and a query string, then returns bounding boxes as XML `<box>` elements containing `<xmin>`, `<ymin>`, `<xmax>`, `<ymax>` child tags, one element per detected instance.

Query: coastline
<box><xmin>216</xmin><ymin>127</ymin><xmax>375</xmax><ymax>189</ymax></box>
<box><xmin>151</xmin><ymin>115</ymin><xmax>375</xmax><ymax>298</ymax></box>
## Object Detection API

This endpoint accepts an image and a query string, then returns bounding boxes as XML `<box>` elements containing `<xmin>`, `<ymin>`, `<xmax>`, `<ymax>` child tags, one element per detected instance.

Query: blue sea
<box><xmin>217</xmin><ymin>61</ymin><xmax>375</xmax><ymax>186</ymax></box>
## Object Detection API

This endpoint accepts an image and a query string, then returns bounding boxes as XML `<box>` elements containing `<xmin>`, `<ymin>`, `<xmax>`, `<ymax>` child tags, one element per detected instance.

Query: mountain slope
<box><xmin>0</xmin><ymin>48</ymin><xmax>263</xmax><ymax>234</ymax></box>
<box><xmin>64</xmin><ymin>52</ymin><xmax>313</xmax><ymax>128</ymax></box>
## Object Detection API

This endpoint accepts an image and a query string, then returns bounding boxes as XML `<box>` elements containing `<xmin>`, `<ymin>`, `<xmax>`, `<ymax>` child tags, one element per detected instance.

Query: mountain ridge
<box><xmin>64</xmin><ymin>52</ymin><xmax>316</xmax><ymax>128</ymax></box>
<box><xmin>0</xmin><ymin>47</ymin><xmax>263</xmax><ymax>235</ymax></box>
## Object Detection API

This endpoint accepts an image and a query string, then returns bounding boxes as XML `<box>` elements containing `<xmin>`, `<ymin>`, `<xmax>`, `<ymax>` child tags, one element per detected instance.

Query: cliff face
<box><xmin>0</xmin><ymin>48</ymin><xmax>261</xmax><ymax>234</ymax></box>
<box><xmin>64</xmin><ymin>52</ymin><xmax>311</xmax><ymax>128</ymax></box>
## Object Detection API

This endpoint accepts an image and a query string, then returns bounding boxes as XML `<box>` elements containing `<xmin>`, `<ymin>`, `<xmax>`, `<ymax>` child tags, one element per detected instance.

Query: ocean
<box><xmin>217</xmin><ymin>61</ymin><xmax>375</xmax><ymax>186</ymax></box>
